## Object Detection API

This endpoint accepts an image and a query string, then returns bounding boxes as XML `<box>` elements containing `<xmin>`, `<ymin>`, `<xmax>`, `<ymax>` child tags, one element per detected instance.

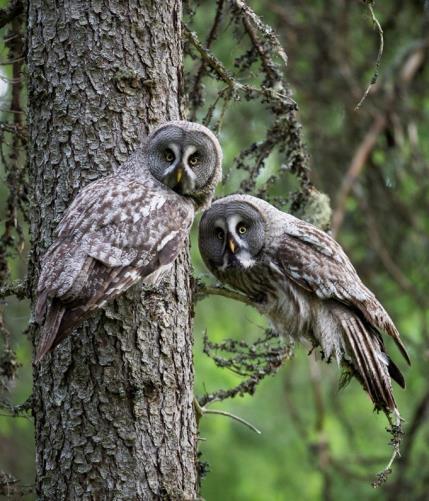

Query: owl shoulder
<box><xmin>55</xmin><ymin>173</ymin><xmax>162</xmax><ymax>237</ymax></box>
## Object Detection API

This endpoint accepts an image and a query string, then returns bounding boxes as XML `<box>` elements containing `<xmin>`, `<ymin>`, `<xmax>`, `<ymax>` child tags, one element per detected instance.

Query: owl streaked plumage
<box><xmin>198</xmin><ymin>194</ymin><xmax>410</xmax><ymax>414</ymax></box>
<box><xmin>35</xmin><ymin>120</ymin><xmax>222</xmax><ymax>362</ymax></box>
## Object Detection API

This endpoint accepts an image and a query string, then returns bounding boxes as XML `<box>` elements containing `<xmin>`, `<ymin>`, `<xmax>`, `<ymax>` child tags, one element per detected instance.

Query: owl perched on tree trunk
<box><xmin>35</xmin><ymin>121</ymin><xmax>222</xmax><ymax>362</ymax></box>
<box><xmin>198</xmin><ymin>194</ymin><xmax>410</xmax><ymax>416</ymax></box>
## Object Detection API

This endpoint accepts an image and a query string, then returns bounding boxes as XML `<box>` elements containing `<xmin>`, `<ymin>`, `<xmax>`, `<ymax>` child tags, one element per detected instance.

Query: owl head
<box><xmin>145</xmin><ymin>121</ymin><xmax>222</xmax><ymax>209</ymax></box>
<box><xmin>198</xmin><ymin>194</ymin><xmax>270</xmax><ymax>272</ymax></box>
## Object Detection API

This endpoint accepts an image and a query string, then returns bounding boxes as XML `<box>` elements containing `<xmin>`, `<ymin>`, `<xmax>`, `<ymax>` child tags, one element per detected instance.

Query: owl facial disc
<box><xmin>215</xmin><ymin>214</ymin><xmax>256</xmax><ymax>270</ymax></box>
<box><xmin>198</xmin><ymin>200</ymin><xmax>265</xmax><ymax>272</ymax></box>
<box><xmin>162</xmin><ymin>143</ymin><xmax>198</xmax><ymax>195</ymax></box>
<box><xmin>146</xmin><ymin>121</ymin><xmax>222</xmax><ymax>208</ymax></box>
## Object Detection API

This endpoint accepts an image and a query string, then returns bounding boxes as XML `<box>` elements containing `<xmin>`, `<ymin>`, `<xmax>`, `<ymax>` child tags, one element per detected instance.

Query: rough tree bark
<box><xmin>28</xmin><ymin>2</ymin><xmax>198</xmax><ymax>499</ymax></box>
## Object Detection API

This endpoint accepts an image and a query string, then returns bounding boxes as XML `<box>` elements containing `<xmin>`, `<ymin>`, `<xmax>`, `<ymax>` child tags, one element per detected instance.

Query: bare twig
<box><xmin>355</xmin><ymin>1</ymin><xmax>384</xmax><ymax>111</ymax></box>
<box><xmin>189</xmin><ymin>0</ymin><xmax>226</xmax><ymax>117</ymax></box>
<box><xmin>0</xmin><ymin>121</ymin><xmax>27</xmax><ymax>142</ymax></box>
<box><xmin>194</xmin><ymin>398</ymin><xmax>261</xmax><ymax>434</ymax></box>
<box><xmin>184</xmin><ymin>25</ymin><xmax>296</xmax><ymax>108</ymax></box>
<box><xmin>231</xmin><ymin>0</ymin><xmax>288</xmax><ymax>69</ymax></box>
<box><xmin>386</xmin><ymin>389</ymin><xmax>429</xmax><ymax>498</ymax></box>
<box><xmin>372</xmin><ymin>413</ymin><xmax>404</xmax><ymax>488</ymax></box>
<box><xmin>194</xmin><ymin>281</ymin><xmax>254</xmax><ymax>307</ymax></box>
<box><xmin>0</xmin><ymin>395</ymin><xmax>32</xmax><ymax>417</ymax></box>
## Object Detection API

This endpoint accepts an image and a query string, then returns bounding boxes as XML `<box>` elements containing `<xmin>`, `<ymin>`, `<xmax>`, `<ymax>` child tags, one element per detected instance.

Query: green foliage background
<box><xmin>1</xmin><ymin>1</ymin><xmax>428</xmax><ymax>499</ymax></box>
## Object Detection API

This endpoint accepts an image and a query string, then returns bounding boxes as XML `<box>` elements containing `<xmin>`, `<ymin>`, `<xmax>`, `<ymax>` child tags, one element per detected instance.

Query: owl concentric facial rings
<box><xmin>198</xmin><ymin>194</ymin><xmax>410</xmax><ymax>415</ymax></box>
<box><xmin>146</xmin><ymin>122</ymin><xmax>221</xmax><ymax>203</ymax></box>
<box><xmin>34</xmin><ymin>120</ymin><xmax>222</xmax><ymax>362</ymax></box>
<box><xmin>198</xmin><ymin>201</ymin><xmax>265</xmax><ymax>271</ymax></box>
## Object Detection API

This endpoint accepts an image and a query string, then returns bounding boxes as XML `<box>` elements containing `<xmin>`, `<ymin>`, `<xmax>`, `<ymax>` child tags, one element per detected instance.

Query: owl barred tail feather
<box><xmin>35</xmin><ymin>300</ymin><xmax>103</xmax><ymax>363</ymax></box>
<box><xmin>34</xmin><ymin>265</ymin><xmax>138</xmax><ymax>363</ymax></box>
<box><xmin>35</xmin><ymin>301</ymin><xmax>66</xmax><ymax>363</ymax></box>
<box><xmin>336</xmin><ymin>311</ymin><xmax>405</xmax><ymax>413</ymax></box>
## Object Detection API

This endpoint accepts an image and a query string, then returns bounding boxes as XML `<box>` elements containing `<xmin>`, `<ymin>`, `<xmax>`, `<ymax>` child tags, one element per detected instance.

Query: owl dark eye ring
<box><xmin>216</xmin><ymin>228</ymin><xmax>224</xmax><ymax>240</ymax></box>
<box><xmin>188</xmin><ymin>153</ymin><xmax>199</xmax><ymax>166</ymax></box>
<box><xmin>237</xmin><ymin>224</ymin><xmax>247</xmax><ymax>235</ymax></box>
<box><xmin>164</xmin><ymin>149</ymin><xmax>175</xmax><ymax>163</ymax></box>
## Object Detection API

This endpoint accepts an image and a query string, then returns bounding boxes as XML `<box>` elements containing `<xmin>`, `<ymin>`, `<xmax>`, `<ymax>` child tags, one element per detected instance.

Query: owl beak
<box><xmin>228</xmin><ymin>238</ymin><xmax>238</xmax><ymax>254</ymax></box>
<box><xmin>164</xmin><ymin>163</ymin><xmax>194</xmax><ymax>196</ymax></box>
<box><xmin>176</xmin><ymin>167</ymin><xmax>184</xmax><ymax>184</ymax></box>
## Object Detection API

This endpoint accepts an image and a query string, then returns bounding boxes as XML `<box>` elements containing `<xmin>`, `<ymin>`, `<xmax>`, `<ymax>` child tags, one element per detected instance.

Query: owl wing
<box><xmin>56</xmin><ymin>174</ymin><xmax>150</xmax><ymax>238</ymax></box>
<box><xmin>274</xmin><ymin>219</ymin><xmax>410</xmax><ymax>364</ymax></box>
<box><xmin>35</xmin><ymin>175</ymin><xmax>194</xmax><ymax>361</ymax></box>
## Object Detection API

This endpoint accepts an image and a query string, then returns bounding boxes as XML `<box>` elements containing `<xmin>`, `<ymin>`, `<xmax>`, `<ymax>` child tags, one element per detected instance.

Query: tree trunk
<box><xmin>28</xmin><ymin>2</ymin><xmax>198</xmax><ymax>499</ymax></box>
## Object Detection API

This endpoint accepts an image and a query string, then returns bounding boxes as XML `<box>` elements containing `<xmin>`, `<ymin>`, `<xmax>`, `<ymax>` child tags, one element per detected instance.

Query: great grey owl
<box><xmin>198</xmin><ymin>194</ymin><xmax>410</xmax><ymax>414</ymax></box>
<box><xmin>35</xmin><ymin>120</ymin><xmax>222</xmax><ymax>362</ymax></box>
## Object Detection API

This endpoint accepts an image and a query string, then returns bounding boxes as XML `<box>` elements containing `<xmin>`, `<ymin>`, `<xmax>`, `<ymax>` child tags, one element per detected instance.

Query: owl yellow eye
<box><xmin>188</xmin><ymin>154</ymin><xmax>199</xmax><ymax>167</ymax></box>
<box><xmin>216</xmin><ymin>229</ymin><xmax>224</xmax><ymax>240</ymax></box>
<box><xmin>237</xmin><ymin>224</ymin><xmax>247</xmax><ymax>235</ymax></box>
<box><xmin>164</xmin><ymin>149</ymin><xmax>175</xmax><ymax>163</ymax></box>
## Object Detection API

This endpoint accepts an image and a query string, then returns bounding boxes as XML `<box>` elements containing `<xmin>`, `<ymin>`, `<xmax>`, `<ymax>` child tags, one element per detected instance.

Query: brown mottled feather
<box><xmin>35</xmin><ymin>176</ymin><xmax>194</xmax><ymax>362</ymax></box>
<box><xmin>273</xmin><ymin>221</ymin><xmax>408</xmax><ymax>411</ymax></box>
<box><xmin>35</xmin><ymin>121</ymin><xmax>222</xmax><ymax>363</ymax></box>
<box><xmin>198</xmin><ymin>194</ymin><xmax>409</xmax><ymax>413</ymax></box>
<box><xmin>276</xmin><ymin>232</ymin><xmax>410</xmax><ymax>365</ymax></box>
<box><xmin>337</xmin><ymin>312</ymin><xmax>397</xmax><ymax>410</ymax></box>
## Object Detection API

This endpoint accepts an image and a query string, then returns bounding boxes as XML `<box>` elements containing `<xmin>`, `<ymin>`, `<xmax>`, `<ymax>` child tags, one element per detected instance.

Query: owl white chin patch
<box><xmin>236</xmin><ymin>250</ymin><xmax>255</xmax><ymax>269</ymax></box>
<box><xmin>218</xmin><ymin>250</ymin><xmax>255</xmax><ymax>271</ymax></box>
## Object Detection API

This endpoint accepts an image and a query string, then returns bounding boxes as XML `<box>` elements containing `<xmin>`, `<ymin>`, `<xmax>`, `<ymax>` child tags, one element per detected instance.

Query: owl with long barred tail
<box><xmin>35</xmin><ymin>121</ymin><xmax>222</xmax><ymax>362</ymax></box>
<box><xmin>198</xmin><ymin>194</ymin><xmax>410</xmax><ymax>416</ymax></box>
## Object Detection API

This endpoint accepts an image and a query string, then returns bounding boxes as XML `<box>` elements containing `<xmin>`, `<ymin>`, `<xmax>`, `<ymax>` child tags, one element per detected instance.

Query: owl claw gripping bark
<box><xmin>34</xmin><ymin>121</ymin><xmax>222</xmax><ymax>362</ymax></box>
<box><xmin>198</xmin><ymin>194</ymin><xmax>410</xmax><ymax>416</ymax></box>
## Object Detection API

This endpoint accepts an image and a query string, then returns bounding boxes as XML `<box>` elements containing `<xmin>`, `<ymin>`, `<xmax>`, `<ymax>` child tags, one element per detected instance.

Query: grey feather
<box><xmin>198</xmin><ymin>194</ymin><xmax>409</xmax><ymax>413</ymax></box>
<box><xmin>35</xmin><ymin>121</ymin><xmax>222</xmax><ymax>362</ymax></box>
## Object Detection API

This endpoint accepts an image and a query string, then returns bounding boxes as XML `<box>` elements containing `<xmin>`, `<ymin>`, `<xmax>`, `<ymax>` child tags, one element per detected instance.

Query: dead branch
<box><xmin>0</xmin><ymin>280</ymin><xmax>27</xmax><ymax>300</ymax></box>
<box><xmin>0</xmin><ymin>471</ymin><xmax>34</xmax><ymax>497</ymax></box>
<box><xmin>198</xmin><ymin>329</ymin><xmax>292</xmax><ymax>406</ymax></box>
<box><xmin>194</xmin><ymin>281</ymin><xmax>254</xmax><ymax>307</ymax></box>
<box><xmin>331</xmin><ymin>113</ymin><xmax>386</xmax><ymax>237</ymax></box>
<box><xmin>0</xmin><ymin>0</ymin><xmax>23</xmax><ymax>30</ymax></box>
<box><xmin>332</xmin><ymin>38</ymin><xmax>428</xmax><ymax>237</ymax></box>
